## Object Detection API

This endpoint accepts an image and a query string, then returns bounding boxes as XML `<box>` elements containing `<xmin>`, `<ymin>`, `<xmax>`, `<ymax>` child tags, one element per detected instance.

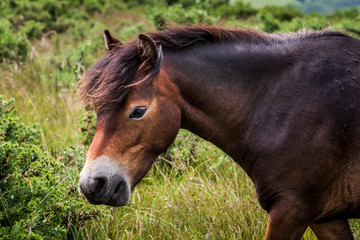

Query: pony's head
<box><xmin>78</xmin><ymin>30</ymin><xmax>181</xmax><ymax>206</ymax></box>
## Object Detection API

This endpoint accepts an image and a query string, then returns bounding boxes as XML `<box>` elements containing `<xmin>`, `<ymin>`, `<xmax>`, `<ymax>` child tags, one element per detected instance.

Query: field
<box><xmin>1</xmin><ymin>0</ymin><xmax>360</xmax><ymax>239</ymax></box>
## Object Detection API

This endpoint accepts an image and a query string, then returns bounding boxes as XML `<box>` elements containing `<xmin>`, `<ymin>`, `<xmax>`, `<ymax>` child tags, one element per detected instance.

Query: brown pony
<box><xmin>79</xmin><ymin>26</ymin><xmax>360</xmax><ymax>239</ymax></box>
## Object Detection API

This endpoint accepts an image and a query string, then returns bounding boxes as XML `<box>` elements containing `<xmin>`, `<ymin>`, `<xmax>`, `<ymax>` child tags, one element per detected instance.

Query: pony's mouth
<box><xmin>105</xmin><ymin>181</ymin><xmax>131</xmax><ymax>206</ymax></box>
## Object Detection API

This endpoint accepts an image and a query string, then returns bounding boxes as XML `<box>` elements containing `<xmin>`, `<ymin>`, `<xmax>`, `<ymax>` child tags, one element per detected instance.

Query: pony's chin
<box><xmin>83</xmin><ymin>187</ymin><xmax>130</xmax><ymax>206</ymax></box>
<box><xmin>106</xmin><ymin>198</ymin><xmax>129</xmax><ymax>206</ymax></box>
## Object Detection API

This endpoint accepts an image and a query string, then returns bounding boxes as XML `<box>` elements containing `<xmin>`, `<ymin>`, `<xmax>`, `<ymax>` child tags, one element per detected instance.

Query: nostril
<box><xmin>114</xmin><ymin>180</ymin><xmax>127</xmax><ymax>194</ymax></box>
<box><xmin>88</xmin><ymin>177</ymin><xmax>107</xmax><ymax>196</ymax></box>
<box><xmin>95</xmin><ymin>178</ymin><xmax>106</xmax><ymax>193</ymax></box>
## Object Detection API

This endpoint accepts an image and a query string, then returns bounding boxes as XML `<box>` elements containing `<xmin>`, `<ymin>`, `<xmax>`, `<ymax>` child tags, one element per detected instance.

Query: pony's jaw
<box><xmin>79</xmin><ymin>156</ymin><xmax>131</xmax><ymax>206</ymax></box>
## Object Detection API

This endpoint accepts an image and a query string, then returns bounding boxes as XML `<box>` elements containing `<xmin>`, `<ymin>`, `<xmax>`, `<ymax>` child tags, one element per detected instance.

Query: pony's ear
<box><xmin>138</xmin><ymin>34</ymin><xmax>159</xmax><ymax>69</ymax></box>
<box><xmin>103</xmin><ymin>29</ymin><xmax>122</xmax><ymax>53</ymax></box>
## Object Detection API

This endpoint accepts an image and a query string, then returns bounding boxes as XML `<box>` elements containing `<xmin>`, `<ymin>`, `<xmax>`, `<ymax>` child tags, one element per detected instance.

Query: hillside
<box><xmin>1</xmin><ymin>0</ymin><xmax>360</xmax><ymax>239</ymax></box>
<box><xmin>241</xmin><ymin>0</ymin><xmax>360</xmax><ymax>13</ymax></box>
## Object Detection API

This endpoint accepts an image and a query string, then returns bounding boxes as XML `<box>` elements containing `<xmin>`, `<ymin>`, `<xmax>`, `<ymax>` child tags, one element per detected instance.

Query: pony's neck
<box><xmin>163</xmin><ymin>42</ymin><xmax>289</xmax><ymax>165</ymax></box>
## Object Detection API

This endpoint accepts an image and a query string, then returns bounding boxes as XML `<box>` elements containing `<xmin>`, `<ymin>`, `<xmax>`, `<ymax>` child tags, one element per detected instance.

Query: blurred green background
<box><xmin>1</xmin><ymin>0</ymin><xmax>360</xmax><ymax>239</ymax></box>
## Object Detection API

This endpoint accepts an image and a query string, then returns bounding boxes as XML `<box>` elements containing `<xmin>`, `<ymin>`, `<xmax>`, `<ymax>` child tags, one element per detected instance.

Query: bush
<box><xmin>332</xmin><ymin>7</ymin><xmax>360</xmax><ymax>19</ymax></box>
<box><xmin>0</xmin><ymin>97</ymin><xmax>104</xmax><ymax>239</ymax></box>
<box><xmin>151</xmin><ymin>2</ymin><xmax>219</xmax><ymax>29</ymax></box>
<box><xmin>262</xmin><ymin>6</ymin><xmax>304</xmax><ymax>22</ymax></box>
<box><xmin>0</xmin><ymin>19</ymin><xmax>29</xmax><ymax>62</ymax></box>
<box><xmin>0</xmin><ymin>0</ymin><xmax>124</xmax><ymax>62</ymax></box>
<box><xmin>20</xmin><ymin>20</ymin><xmax>45</xmax><ymax>40</ymax></box>
<box><xmin>79</xmin><ymin>108</ymin><xmax>97</xmax><ymax>147</ymax></box>
<box><xmin>257</xmin><ymin>11</ymin><xmax>280</xmax><ymax>32</ymax></box>
<box><xmin>212</xmin><ymin>1</ymin><xmax>258</xmax><ymax>19</ymax></box>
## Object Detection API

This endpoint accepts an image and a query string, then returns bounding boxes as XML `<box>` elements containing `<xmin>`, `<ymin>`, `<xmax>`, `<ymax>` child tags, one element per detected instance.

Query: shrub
<box><xmin>261</xmin><ymin>6</ymin><xmax>304</xmax><ymax>22</ymax></box>
<box><xmin>0</xmin><ymin>19</ymin><xmax>29</xmax><ymax>62</ymax></box>
<box><xmin>0</xmin><ymin>0</ymin><xmax>122</xmax><ymax>62</ymax></box>
<box><xmin>332</xmin><ymin>7</ymin><xmax>360</xmax><ymax>19</ymax></box>
<box><xmin>151</xmin><ymin>3</ymin><xmax>219</xmax><ymax>29</ymax></box>
<box><xmin>212</xmin><ymin>1</ymin><xmax>258</xmax><ymax>19</ymax></box>
<box><xmin>20</xmin><ymin>20</ymin><xmax>45</xmax><ymax>40</ymax></box>
<box><xmin>257</xmin><ymin>11</ymin><xmax>280</xmax><ymax>33</ymax></box>
<box><xmin>0</xmin><ymin>97</ymin><xmax>104</xmax><ymax>239</ymax></box>
<box><xmin>79</xmin><ymin>108</ymin><xmax>97</xmax><ymax>147</ymax></box>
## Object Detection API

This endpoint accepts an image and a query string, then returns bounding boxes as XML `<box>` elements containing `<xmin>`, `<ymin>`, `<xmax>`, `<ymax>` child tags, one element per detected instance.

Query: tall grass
<box><xmin>0</xmin><ymin>9</ymin><xmax>149</xmax><ymax>151</ymax></box>
<box><xmin>0</xmin><ymin>38</ymin><xmax>85</xmax><ymax>150</ymax></box>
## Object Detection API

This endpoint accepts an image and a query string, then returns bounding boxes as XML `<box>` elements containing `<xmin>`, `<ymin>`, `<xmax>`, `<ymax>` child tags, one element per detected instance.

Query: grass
<box><xmin>0</xmin><ymin>9</ymin><xmax>149</xmax><ymax>152</ymax></box>
<box><xmin>0</xmin><ymin>38</ymin><xmax>84</xmax><ymax>150</ymax></box>
<box><xmin>2</xmin><ymin>2</ymin><xmax>360</xmax><ymax>239</ymax></box>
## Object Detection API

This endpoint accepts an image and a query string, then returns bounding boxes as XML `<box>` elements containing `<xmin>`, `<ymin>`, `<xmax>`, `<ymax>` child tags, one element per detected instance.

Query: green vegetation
<box><xmin>1</xmin><ymin>0</ymin><xmax>360</xmax><ymax>239</ymax></box>
<box><xmin>241</xmin><ymin>0</ymin><xmax>298</xmax><ymax>8</ymax></box>
<box><xmin>0</xmin><ymin>97</ymin><xmax>105</xmax><ymax>239</ymax></box>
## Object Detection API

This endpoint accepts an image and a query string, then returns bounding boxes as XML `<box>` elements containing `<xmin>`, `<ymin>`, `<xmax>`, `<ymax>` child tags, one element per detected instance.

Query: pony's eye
<box><xmin>129</xmin><ymin>107</ymin><xmax>147</xmax><ymax>119</ymax></box>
